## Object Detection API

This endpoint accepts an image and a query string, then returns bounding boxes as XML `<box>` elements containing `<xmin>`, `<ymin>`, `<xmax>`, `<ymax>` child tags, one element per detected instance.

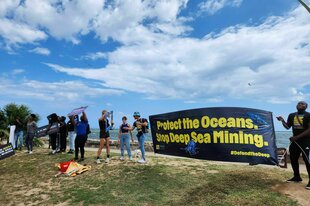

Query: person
<box><xmin>14</xmin><ymin>116</ymin><xmax>24</xmax><ymax>150</ymax></box>
<box><xmin>277</xmin><ymin>101</ymin><xmax>310</xmax><ymax>190</ymax></box>
<box><xmin>46</xmin><ymin>113</ymin><xmax>59</xmax><ymax>155</ymax></box>
<box><xmin>127</xmin><ymin>112</ymin><xmax>148</xmax><ymax>164</ymax></box>
<box><xmin>25</xmin><ymin>114</ymin><xmax>37</xmax><ymax>154</ymax></box>
<box><xmin>67</xmin><ymin>116</ymin><xmax>76</xmax><ymax>154</ymax></box>
<box><xmin>118</xmin><ymin>116</ymin><xmax>134</xmax><ymax>161</ymax></box>
<box><xmin>59</xmin><ymin>116</ymin><xmax>68</xmax><ymax>152</ymax></box>
<box><xmin>96</xmin><ymin>110</ymin><xmax>114</xmax><ymax>164</ymax></box>
<box><xmin>71</xmin><ymin>111</ymin><xmax>88</xmax><ymax>162</ymax></box>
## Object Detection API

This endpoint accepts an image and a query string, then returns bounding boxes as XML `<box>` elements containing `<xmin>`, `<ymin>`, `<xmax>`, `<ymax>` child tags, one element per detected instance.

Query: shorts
<box><xmin>100</xmin><ymin>131</ymin><xmax>110</xmax><ymax>139</ymax></box>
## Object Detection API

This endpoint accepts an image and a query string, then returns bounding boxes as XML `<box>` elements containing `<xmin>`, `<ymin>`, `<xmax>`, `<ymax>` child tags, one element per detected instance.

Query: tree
<box><xmin>3</xmin><ymin>103</ymin><xmax>32</xmax><ymax>126</ymax></box>
<box><xmin>0</xmin><ymin>103</ymin><xmax>40</xmax><ymax>143</ymax></box>
<box><xmin>0</xmin><ymin>109</ymin><xmax>6</xmax><ymax>130</ymax></box>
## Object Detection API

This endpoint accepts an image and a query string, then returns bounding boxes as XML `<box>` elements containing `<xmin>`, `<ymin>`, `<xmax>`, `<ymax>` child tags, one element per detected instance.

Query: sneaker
<box><xmin>120</xmin><ymin>156</ymin><xmax>124</xmax><ymax>161</ymax></box>
<box><xmin>137</xmin><ymin>159</ymin><xmax>146</xmax><ymax>164</ymax></box>
<box><xmin>129</xmin><ymin>156</ymin><xmax>133</xmax><ymax>161</ymax></box>
<box><xmin>74</xmin><ymin>157</ymin><xmax>79</xmax><ymax>161</ymax></box>
<box><xmin>105</xmin><ymin>158</ymin><xmax>110</xmax><ymax>163</ymax></box>
<box><xmin>286</xmin><ymin>177</ymin><xmax>302</xmax><ymax>183</ymax></box>
<box><xmin>25</xmin><ymin>150</ymin><xmax>29</xmax><ymax>153</ymax></box>
<box><xmin>306</xmin><ymin>182</ymin><xmax>310</xmax><ymax>190</ymax></box>
<box><xmin>96</xmin><ymin>159</ymin><xmax>101</xmax><ymax>164</ymax></box>
<box><xmin>29</xmin><ymin>151</ymin><xmax>33</xmax><ymax>154</ymax></box>
<box><xmin>67</xmin><ymin>150</ymin><xmax>74</xmax><ymax>154</ymax></box>
<box><xmin>52</xmin><ymin>150</ymin><xmax>56</xmax><ymax>155</ymax></box>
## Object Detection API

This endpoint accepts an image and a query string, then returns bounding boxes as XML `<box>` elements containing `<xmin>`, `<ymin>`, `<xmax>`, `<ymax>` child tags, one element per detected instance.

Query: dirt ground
<box><xmin>273</xmin><ymin>182</ymin><xmax>309</xmax><ymax>206</ymax></box>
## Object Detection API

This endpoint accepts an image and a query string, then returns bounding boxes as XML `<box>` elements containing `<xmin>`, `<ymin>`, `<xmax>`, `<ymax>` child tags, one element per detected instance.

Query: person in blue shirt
<box><xmin>71</xmin><ymin>112</ymin><xmax>88</xmax><ymax>162</ymax></box>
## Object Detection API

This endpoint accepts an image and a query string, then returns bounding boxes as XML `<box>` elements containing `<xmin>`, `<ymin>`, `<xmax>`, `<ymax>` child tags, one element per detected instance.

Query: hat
<box><xmin>133</xmin><ymin>112</ymin><xmax>140</xmax><ymax>117</ymax></box>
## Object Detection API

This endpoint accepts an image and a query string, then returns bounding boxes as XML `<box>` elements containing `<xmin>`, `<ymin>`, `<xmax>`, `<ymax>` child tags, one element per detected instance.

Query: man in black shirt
<box><xmin>277</xmin><ymin>101</ymin><xmax>310</xmax><ymax>190</ymax></box>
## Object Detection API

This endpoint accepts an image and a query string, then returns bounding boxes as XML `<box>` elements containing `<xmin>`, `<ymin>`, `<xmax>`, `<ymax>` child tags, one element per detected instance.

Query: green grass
<box><xmin>0</xmin><ymin>148</ymin><xmax>299</xmax><ymax>206</ymax></box>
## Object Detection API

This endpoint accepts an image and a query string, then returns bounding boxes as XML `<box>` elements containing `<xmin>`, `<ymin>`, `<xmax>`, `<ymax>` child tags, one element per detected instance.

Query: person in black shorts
<box><xmin>277</xmin><ymin>101</ymin><xmax>310</xmax><ymax>190</ymax></box>
<box><xmin>96</xmin><ymin>110</ymin><xmax>114</xmax><ymax>163</ymax></box>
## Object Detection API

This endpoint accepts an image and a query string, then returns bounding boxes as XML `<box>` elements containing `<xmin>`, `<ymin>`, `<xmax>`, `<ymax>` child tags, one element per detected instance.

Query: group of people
<box><xmin>43</xmin><ymin>110</ymin><xmax>148</xmax><ymax>164</ymax></box>
<box><xmin>11</xmin><ymin>101</ymin><xmax>310</xmax><ymax>189</ymax></box>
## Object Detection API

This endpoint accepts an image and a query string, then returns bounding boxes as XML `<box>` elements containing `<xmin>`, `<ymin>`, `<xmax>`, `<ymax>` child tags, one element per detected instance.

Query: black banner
<box><xmin>37</xmin><ymin>123</ymin><xmax>59</xmax><ymax>138</ymax></box>
<box><xmin>0</xmin><ymin>143</ymin><xmax>15</xmax><ymax>160</ymax></box>
<box><xmin>149</xmin><ymin>107</ymin><xmax>278</xmax><ymax>165</ymax></box>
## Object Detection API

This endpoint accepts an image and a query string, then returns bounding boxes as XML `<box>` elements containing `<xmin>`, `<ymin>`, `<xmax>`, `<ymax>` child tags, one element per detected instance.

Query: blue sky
<box><xmin>0</xmin><ymin>0</ymin><xmax>310</xmax><ymax>131</ymax></box>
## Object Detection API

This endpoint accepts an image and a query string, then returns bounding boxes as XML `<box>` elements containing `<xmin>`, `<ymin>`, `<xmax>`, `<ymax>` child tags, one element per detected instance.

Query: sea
<box><xmin>88</xmin><ymin>129</ymin><xmax>292</xmax><ymax>148</ymax></box>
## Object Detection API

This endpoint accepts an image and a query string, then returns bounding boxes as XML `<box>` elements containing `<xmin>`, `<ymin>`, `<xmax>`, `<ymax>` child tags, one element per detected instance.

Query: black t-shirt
<box><xmin>287</xmin><ymin>111</ymin><xmax>310</xmax><ymax>144</ymax></box>
<box><xmin>59</xmin><ymin>122</ymin><xmax>68</xmax><ymax>137</ymax></box>
<box><xmin>99</xmin><ymin>119</ymin><xmax>110</xmax><ymax>138</ymax></box>
<box><xmin>133</xmin><ymin>118</ymin><xmax>148</xmax><ymax>133</ymax></box>
<box><xmin>67</xmin><ymin>120</ymin><xmax>75</xmax><ymax>132</ymax></box>
<box><xmin>14</xmin><ymin>120</ymin><xmax>23</xmax><ymax>132</ymax></box>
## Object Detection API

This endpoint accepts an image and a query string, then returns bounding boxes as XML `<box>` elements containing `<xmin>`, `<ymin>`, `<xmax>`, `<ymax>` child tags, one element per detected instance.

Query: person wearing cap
<box><xmin>277</xmin><ymin>101</ymin><xmax>310</xmax><ymax>190</ymax></box>
<box><xmin>126</xmin><ymin>112</ymin><xmax>149</xmax><ymax>164</ymax></box>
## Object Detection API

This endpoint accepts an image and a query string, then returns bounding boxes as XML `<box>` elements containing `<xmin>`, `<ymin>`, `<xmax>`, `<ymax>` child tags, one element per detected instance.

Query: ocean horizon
<box><xmin>88</xmin><ymin>129</ymin><xmax>292</xmax><ymax>148</ymax></box>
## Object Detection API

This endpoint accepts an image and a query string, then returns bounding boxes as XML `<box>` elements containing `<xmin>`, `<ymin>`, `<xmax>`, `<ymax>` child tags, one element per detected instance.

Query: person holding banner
<box><xmin>96</xmin><ymin>110</ymin><xmax>114</xmax><ymax>164</ymax></box>
<box><xmin>126</xmin><ymin>112</ymin><xmax>148</xmax><ymax>164</ymax></box>
<box><xmin>277</xmin><ymin>101</ymin><xmax>310</xmax><ymax>190</ymax></box>
<box><xmin>71</xmin><ymin>111</ymin><xmax>89</xmax><ymax>162</ymax></box>
<box><xmin>25</xmin><ymin>114</ymin><xmax>37</xmax><ymax>154</ymax></box>
<box><xmin>118</xmin><ymin>116</ymin><xmax>134</xmax><ymax>161</ymax></box>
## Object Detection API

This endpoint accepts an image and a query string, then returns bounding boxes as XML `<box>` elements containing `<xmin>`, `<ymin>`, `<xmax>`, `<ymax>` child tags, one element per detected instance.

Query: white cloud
<box><xmin>29</xmin><ymin>47</ymin><xmax>51</xmax><ymax>56</ymax></box>
<box><xmin>199</xmin><ymin>0</ymin><xmax>243</xmax><ymax>15</ymax></box>
<box><xmin>45</xmin><ymin>6</ymin><xmax>310</xmax><ymax>104</ymax></box>
<box><xmin>11</xmin><ymin>69</ymin><xmax>25</xmax><ymax>75</ymax></box>
<box><xmin>0</xmin><ymin>0</ymin><xmax>19</xmax><ymax>17</ymax></box>
<box><xmin>80</xmin><ymin>52</ymin><xmax>107</xmax><ymax>60</ymax></box>
<box><xmin>0</xmin><ymin>77</ymin><xmax>124</xmax><ymax>103</ymax></box>
<box><xmin>15</xmin><ymin>0</ymin><xmax>105</xmax><ymax>44</ymax></box>
<box><xmin>0</xmin><ymin>18</ymin><xmax>47</xmax><ymax>48</ymax></box>
<box><xmin>0</xmin><ymin>0</ymin><xmax>189</xmax><ymax>49</ymax></box>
